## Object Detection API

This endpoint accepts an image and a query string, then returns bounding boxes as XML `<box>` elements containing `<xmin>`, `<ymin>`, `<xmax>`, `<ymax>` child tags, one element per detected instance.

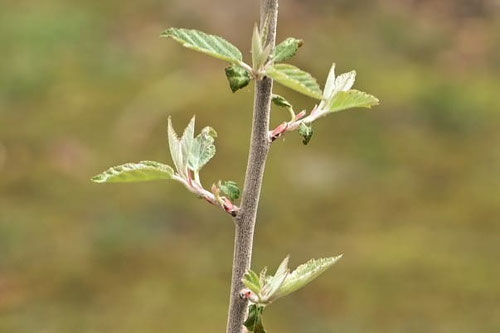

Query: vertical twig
<box><xmin>226</xmin><ymin>1</ymin><xmax>279</xmax><ymax>332</ymax></box>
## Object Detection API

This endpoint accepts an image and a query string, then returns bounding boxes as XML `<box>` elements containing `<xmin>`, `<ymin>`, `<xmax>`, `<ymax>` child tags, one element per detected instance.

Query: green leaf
<box><xmin>271</xmin><ymin>94</ymin><xmax>293</xmax><ymax>109</ymax></box>
<box><xmin>275</xmin><ymin>255</ymin><xmax>343</xmax><ymax>299</ymax></box>
<box><xmin>326</xmin><ymin>90</ymin><xmax>379</xmax><ymax>113</ymax></box>
<box><xmin>161</xmin><ymin>28</ymin><xmax>242</xmax><ymax>63</ymax></box>
<box><xmin>298</xmin><ymin>122</ymin><xmax>313</xmax><ymax>145</ymax></box>
<box><xmin>91</xmin><ymin>161</ymin><xmax>174</xmax><ymax>183</ymax></box>
<box><xmin>266</xmin><ymin>64</ymin><xmax>322</xmax><ymax>100</ymax></box>
<box><xmin>225</xmin><ymin>65</ymin><xmax>251</xmax><ymax>92</ymax></box>
<box><xmin>242</xmin><ymin>270</ymin><xmax>262</xmax><ymax>294</ymax></box>
<box><xmin>244</xmin><ymin>305</ymin><xmax>266</xmax><ymax>333</ymax></box>
<box><xmin>272</xmin><ymin>94</ymin><xmax>295</xmax><ymax>120</ymax></box>
<box><xmin>219</xmin><ymin>180</ymin><xmax>241</xmax><ymax>201</ymax></box>
<box><xmin>188</xmin><ymin>126</ymin><xmax>217</xmax><ymax>172</ymax></box>
<box><xmin>243</xmin><ymin>272</ymin><xmax>262</xmax><ymax>295</ymax></box>
<box><xmin>273</xmin><ymin>37</ymin><xmax>303</xmax><ymax>62</ymax></box>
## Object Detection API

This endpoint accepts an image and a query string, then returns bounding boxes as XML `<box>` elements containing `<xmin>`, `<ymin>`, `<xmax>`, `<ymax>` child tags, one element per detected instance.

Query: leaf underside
<box><xmin>91</xmin><ymin>161</ymin><xmax>174</xmax><ymax>183</ymax></box>
<box><xmin>326</xmin><ymin>90</ymin><xmax>379</xmax><ymax>113</ymax></box>
<box><xmin>161</xmin><ymin>28</ymin><xmax>242</xmax><ymax>63</ymax></box>
<box><xmin>188</xmin><ymin>126</ymin><xmax>217</xmax><ymax>172</ymax></box>
<box><xmin>266</xmin><ymin>64</ymin><xmax>322</xmax><ymax>100</ymax></box>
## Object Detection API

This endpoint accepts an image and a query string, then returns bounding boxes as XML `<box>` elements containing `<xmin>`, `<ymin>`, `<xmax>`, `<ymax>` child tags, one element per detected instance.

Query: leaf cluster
<box><xmin>92</xmin><ymin>117</ymin><xmax>240</xmax><ymax>215</ymax></box>
<box><xmin>241</xmin><ymin>255</ymin><xmax>343</xmax><ymax>332</ymax></box>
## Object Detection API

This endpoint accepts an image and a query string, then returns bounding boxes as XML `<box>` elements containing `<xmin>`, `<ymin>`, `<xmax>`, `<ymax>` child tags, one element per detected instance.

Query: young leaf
<box><xmin>168</xmin><ymin>117</ymin><xmax>184</xmax><ymax>176</ymax></box>
<box><xmin>271</xmin><ymin>94</ymin><xmax>293</xmax><ymax>109</ymax></box>
<box><xmin>275</xmin><ymin>255</ymin><xmax>343</xmax><ymax>299</ymax></box>
<box><xmin>252</xmin><ymin>24</ymin><xmax>271</xmax><ymax>70</ymax></box>
<box><xmin>243</xmin><ymin>270</ymin><xmax>262</xmax><ymax>292</ymax></box>
<box><xmin>273</xmin><ymin>37</ymin><xmax>303</xmax><ymax>62</ymax></box>
<box><xmin>266</xmin><ymin>64</ymin><xmax>322</xmax><ymax>100</ymax></box>
<box><xmin>333</xmin><ymin>70</ymin><xmax>356</xmax><ymax>96</ymax></box>
<box><xmin>219</xmin><ymin>181</ymin><xmax>241</xmax><ymax>201</ymax></box>
<box><xmin>323</xmin><ymin>63</ymin><xmax>337</xmax><ymax>100</ymax></box>
<box><xmin>259</xmin><ymin>267</ymin><xmax>268</xmax><ymax>283</ymax></box>
<box><xmin>161</xmin><ymin>28</ymin><xmax>242</xmax><ymax>64</ymax></box>
<box><xmin>180</xmin><ymin>116</ymin><xmax>196</xmax><ymax>171</ymax></box>
<box><xmin>275</xmin><ymin>256</ymin><xmax>290</xmax><ymax>277</ymax></box>
<box><xmin>323</xmin><ymin>63</ymin><xmax>357</xmax><ymax>100</ymax></box>
<box><xmin>244</xmin><ymin>304</ymin><xmax>266</xmax><ymax>333</ymax></box>
<box><xmin>272</xmin><ymin>94</ymin><xmax>295</xmax><ymax>120</ymax></box>
<box><xmin>252</xmin><ymin>24</ymin><xmax>263</xmax><ymax>69</ymax></box>
<box><xmin>261</xmin><ymin>256</ymin><xmax>289</xmax><ymax>301</ymax></box>
<box><xmin>168</xmin><ymin>116</ymin><xmax>196</xmax><ymax>178</ymax></box>
<box><xmin>243</xmin><ymin>270</ymin><xmax>262</xmax><ymax>295</ymax></box>
<box><xmin>225</xmin><ymin>65</ymin><xmax>251</xmax><ymax>92</ymax></box>
<box><xmin>298</xmin><ymin>122</ymin><xmax>313</xmax><ymax>145</ymax></box>
<box><xmin>188</xmin><ymin>126</ymin><xmax>217</xmax><ymax>172</ymax></box>
<box><xmin>91</xmin><ymin>161</ymin><xmax>174</xmax><ymax>183</ymax></box>
<box><xmin>326</xmin><ymin>90</ymin><xmax>379</xmax><ymax>113</ymax></box>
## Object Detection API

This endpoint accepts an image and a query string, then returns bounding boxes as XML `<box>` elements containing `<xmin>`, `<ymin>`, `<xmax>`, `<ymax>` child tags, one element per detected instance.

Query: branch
<box><xmin>174</xmin><ymin>173</ymin><xmax>239</xmax><ymax>216</ymax></box>
<box><xmin>225</xmin><ymin>1</ymin><xmax>279</xmax><ymax>332</ymax></box>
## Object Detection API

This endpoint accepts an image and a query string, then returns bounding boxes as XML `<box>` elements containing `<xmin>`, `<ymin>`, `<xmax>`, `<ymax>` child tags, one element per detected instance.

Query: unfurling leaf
<box><xmin>181</xmin><ymin>117</ymin><xmax>195</xmax><ymax>169</ymax></box>
<box><xmin>298</xmin><ymin>122</ymin><xmax>313</xmax><ymax>145</ymax></box>
<box><xmin>243</xmin><ymin>270</ymin><xmax>262</xmax><ymax>295</ymax></box>
<box><xmin>319</xmin><ymin>63</ymin><xmax>379</xmax><ymax>114</ymax></box>
<box><xmin>188</xmin><ymin>126</ymin><xmax>217</xmax><ymax>172</ymax></box>
<box><xmin>266</xmin><ymin>64</ymin><xmax>322</xmax><ymax>100</ymax></box>
<box><xmin>261</xmin><ymin>256</ymin><xmax>289</xmax><ymax>301</ymax></box>
<box><xmin>326</xmin><ymin>90</ymin><xmax>379</xmax><ymax>113</ymax></box>
<box><xmin>219</xmin><ymin>180</ymin><xmax>241</xmax><ymax>201</ymax></box>
<box><xmin>167</xmin><ymin>117</ymin><xmax>183</xmax><ymax>176</ymax></box>
<box><xmin>323</xmin><ymin>63</ymin><xmax>356</xmax><ymax>100</ymax></box>
<box><xmin>161</xmin><ymin>28</ymin><xmax>242</xmax><ymax>63</ymax></box>
<box><xmin>275</xmin><ymin>255</ymin><xmax>343</xmax><ymax>299</ymax></box>
<box><xmin>242</xmin><ymin>255</ymin><xmax>342</xmax><ymax>305</ymax></box>
<box><xmin>273</xmin><ymin>37</ymin><xmax>303</xmax><ymax>62</ymax></box>
<box><xmin>225</xmin><ymin>65</ymin><xmax>251</xmax><ymax>92</ymax></box>
<box><xmin>91</xmin><ymin>161</ymin><xmax>174</xmax><ymax>183</ymax></box>
<box><xmin>244</xmin><ymin>304</ymin><xmax>266</xmax><ymax>333</ymax></box>
<box><xmin>252</xmin><ymin>24</ymin><xmax>271</xmax><ymax>71</ymax></box>
<box><xmin>168</xmin><ymin>116</ymin><xmax>196</xmax><ymax>178</ymax></box>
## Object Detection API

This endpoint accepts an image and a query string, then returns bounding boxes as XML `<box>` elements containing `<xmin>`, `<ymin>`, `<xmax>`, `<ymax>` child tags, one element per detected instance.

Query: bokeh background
<box><xmin>1</xmin><ymin>0</ymin><xmax>499</xmax><ymax>332</ymax></box>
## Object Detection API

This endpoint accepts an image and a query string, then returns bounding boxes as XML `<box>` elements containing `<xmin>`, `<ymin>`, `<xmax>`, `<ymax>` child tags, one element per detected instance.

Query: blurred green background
<box><xmin>1</xmin><ymin>0</ymin><xmax>499</xmax><ymax>332</ymax></box>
